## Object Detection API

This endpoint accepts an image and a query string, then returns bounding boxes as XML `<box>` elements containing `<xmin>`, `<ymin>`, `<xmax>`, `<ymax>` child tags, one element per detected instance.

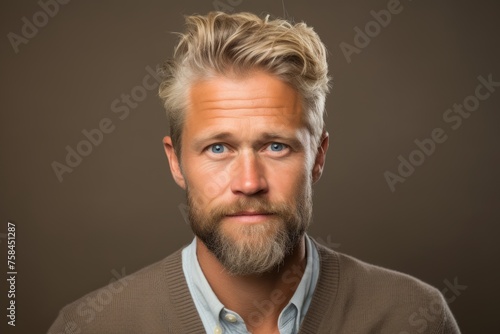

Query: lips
<box><xmin>225</xmin><ymin>211</ymin><xmax>273</xmax><ymax>223</ymax></box>
<box><xmin>227</xmin><ymin>211</ymin><xmax>272</xmax><ymax>216</ymax></box>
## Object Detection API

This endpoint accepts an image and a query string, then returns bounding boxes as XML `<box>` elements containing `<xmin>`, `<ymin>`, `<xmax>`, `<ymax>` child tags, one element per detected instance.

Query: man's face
<box><xmin>164</xmin><ymin>71</ymin><xmax>327</xmax><ymax>275</ymax></box>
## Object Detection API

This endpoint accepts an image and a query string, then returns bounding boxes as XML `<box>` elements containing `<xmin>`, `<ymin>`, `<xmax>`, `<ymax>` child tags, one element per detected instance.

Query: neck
<box><xmin>196</xmin><ymin>235</ymin><xmax>307</xmax><ymax>333</ymax></box>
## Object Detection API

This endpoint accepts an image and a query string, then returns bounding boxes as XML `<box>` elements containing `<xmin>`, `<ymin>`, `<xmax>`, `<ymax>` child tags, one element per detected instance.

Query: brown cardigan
<box><xmin>48</xmin><ymin>240</ymin><xmax>460</xmax><ymax>333</ymax></box>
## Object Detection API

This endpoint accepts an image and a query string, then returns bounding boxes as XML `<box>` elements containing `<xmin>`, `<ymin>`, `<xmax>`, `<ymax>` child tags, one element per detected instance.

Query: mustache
<box><xmin>201</xmin><ymin>198</ymin><xmax>294</xmax><ymax>222</ymax></box>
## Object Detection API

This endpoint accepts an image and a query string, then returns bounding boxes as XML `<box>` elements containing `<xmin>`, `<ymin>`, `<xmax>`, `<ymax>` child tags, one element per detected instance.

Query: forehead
<box><xmin>184</xmin><ymin>71</ymin><xmax>305</xmax><ymax>136</ymax></box>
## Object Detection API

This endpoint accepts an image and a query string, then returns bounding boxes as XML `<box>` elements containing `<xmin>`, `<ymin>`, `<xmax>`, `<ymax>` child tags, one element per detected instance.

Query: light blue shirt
<box><xmin>181</xmin><ymin>234</ymin><xmax>319</xmax><ymax>334</ymax></box>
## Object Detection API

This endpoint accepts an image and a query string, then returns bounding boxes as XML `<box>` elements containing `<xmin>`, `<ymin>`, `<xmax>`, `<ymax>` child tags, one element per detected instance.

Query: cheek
<box><xmin>266</xmin><ymin>160</ymin><xmax>309</xmax><ymax>199</ymax></box>
<box><xmin>185</xmin><ymin>161</ymin><xmax>231</xmax><ymax>204</ymax></box>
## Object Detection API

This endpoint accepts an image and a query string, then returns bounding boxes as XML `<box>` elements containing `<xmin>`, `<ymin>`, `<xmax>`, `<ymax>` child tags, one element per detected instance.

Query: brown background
<box><xmin>1</xmin><ymin>0</ymin><xmax>499</xmax><ymax>332</ymax></box>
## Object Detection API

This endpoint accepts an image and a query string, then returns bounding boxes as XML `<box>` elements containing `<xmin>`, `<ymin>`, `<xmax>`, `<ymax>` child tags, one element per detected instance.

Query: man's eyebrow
<box><xmin>258</xmin><ymin>133</ymin><xmax>303</xmax><ymax>146</ymax></box>
<box><xmin>191</xmin><ymin>131</ymin><xmax>304</xmax><ymax>150</ymax></box>
<box><xmin>191</xmin><ymin>132</ymin><xmax>235</xmax><ymax>150</ymax></box>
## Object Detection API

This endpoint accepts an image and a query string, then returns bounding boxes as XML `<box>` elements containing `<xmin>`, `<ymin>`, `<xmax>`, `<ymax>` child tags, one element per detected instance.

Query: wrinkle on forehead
<box><xmin>186</xmin><ymin>71</ymin><xmax>303</xmax><ymax>125</ymax></box>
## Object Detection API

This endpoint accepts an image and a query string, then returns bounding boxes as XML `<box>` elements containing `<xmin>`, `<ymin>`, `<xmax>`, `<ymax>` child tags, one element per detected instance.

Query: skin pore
<box><xmin>163</xmin><ymin>70</ymin><xmax>329</xmax><ymax>333</ymax></box>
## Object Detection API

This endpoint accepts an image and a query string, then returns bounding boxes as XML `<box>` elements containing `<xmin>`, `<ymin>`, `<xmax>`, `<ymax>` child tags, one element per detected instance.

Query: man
<box><xmin>49</xmin><ymin>11</ymin><xmax>460</xmax><ymax>334</ymax></box>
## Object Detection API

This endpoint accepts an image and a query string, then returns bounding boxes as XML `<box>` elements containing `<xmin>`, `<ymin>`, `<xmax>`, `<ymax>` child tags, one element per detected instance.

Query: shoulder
<box><xmin>48</xmin><ymin>247</ymin><xmax>186</xmax><ymax>334</ymax></box>
<box><xmin>312</xmin><ymin>241</ymin><xmax>460</xmax><ymax>333</ymax></box>
<box><xmin>314</xmin><ymin>240</ymin><xmax>441</xmax><ymax>298</ymax></box>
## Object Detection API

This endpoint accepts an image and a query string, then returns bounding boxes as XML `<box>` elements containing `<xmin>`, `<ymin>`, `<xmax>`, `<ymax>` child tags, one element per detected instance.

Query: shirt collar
<box><xmin>285</xmin><ymin>234</ymin><xmax>319</xmax><ymax>327</ymax></box>
<box><xmin>182</xmin><ymin>238</ymin><xmax>225</xmax><ymax>329</ymax></box>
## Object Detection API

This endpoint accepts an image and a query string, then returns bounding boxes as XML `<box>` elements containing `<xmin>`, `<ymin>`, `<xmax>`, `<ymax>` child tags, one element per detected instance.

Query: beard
<box><xmin>186</xmin><ymin>181</ymin><xmax>313</xmax><ymax>276</ymax></box>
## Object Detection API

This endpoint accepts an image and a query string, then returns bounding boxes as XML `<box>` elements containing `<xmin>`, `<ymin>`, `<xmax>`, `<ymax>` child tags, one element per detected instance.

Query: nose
<box><xmin>230</xmin><ymin>150</ymin><xmax>268</xmax><ymax>196</ymax></box>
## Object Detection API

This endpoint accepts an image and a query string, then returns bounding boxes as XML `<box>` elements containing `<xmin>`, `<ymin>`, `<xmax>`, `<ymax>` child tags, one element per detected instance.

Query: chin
<box><xmin>221</xmin><ymin>217</ymin><xmax>281</xmax><ymax>239</ymax></box>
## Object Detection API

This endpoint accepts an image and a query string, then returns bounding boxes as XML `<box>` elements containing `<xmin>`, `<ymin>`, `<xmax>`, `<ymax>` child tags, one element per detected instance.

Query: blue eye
<box><xmin>210</xmin><ymin>144</ymin><xmax>225</xmax><ymax>153</ymax></box>
<box><xmin>269</xmin><ymin>143</ymin><xmax>285</xmax><ymax>151</ymax></box>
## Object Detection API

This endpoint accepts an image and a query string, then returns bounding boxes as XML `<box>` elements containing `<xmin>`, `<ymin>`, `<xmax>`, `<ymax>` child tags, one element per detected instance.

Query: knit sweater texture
<box><xmin>48</xmin><ymin>239</ymin><xmax>460</xmax><ymax>333</ymax></box>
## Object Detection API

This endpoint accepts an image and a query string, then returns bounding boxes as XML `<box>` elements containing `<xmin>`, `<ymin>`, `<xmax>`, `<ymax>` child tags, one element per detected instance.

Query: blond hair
<box><xmin>158</xmin><ymin>11</ymin><xmax>330</xmax><ymax>156</ymax></box>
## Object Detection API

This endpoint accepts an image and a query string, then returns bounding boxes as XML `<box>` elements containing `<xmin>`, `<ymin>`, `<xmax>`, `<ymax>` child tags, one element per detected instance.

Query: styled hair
<box><xmin>158</xmin><ymin>11</ymin><xmax>331</xmax><ymax>156</ymax></box>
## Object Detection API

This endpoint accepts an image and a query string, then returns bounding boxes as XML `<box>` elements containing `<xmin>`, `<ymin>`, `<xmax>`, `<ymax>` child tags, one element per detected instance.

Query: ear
<box><xmin>163</xmin><ymin>136</ymin><xmax>186</xmax><ymax>189</ymax></box>
<box><xmin>312</xmin><ymin>131</ymin><xmax>329</xmax><ymax>184</ymax></box>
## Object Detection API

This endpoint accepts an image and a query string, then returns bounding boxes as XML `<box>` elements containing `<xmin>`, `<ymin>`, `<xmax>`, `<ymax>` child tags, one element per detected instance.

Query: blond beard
<box><xmin>187</xmin><ymin>183</ymin><xmax>313</xmax><ymax>276</ymax></box>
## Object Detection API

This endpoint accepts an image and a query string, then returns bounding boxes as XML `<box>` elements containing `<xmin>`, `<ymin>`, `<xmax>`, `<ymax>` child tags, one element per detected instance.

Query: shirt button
<box><xmin>214</xmin><ymin>325</ymin><xmax>223</xmax><ymax>334</ymax></box>
<box><xmin>224</xmin><ymin>313</ymin><xmax>238</xmax><ymax>323</ymax></box>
